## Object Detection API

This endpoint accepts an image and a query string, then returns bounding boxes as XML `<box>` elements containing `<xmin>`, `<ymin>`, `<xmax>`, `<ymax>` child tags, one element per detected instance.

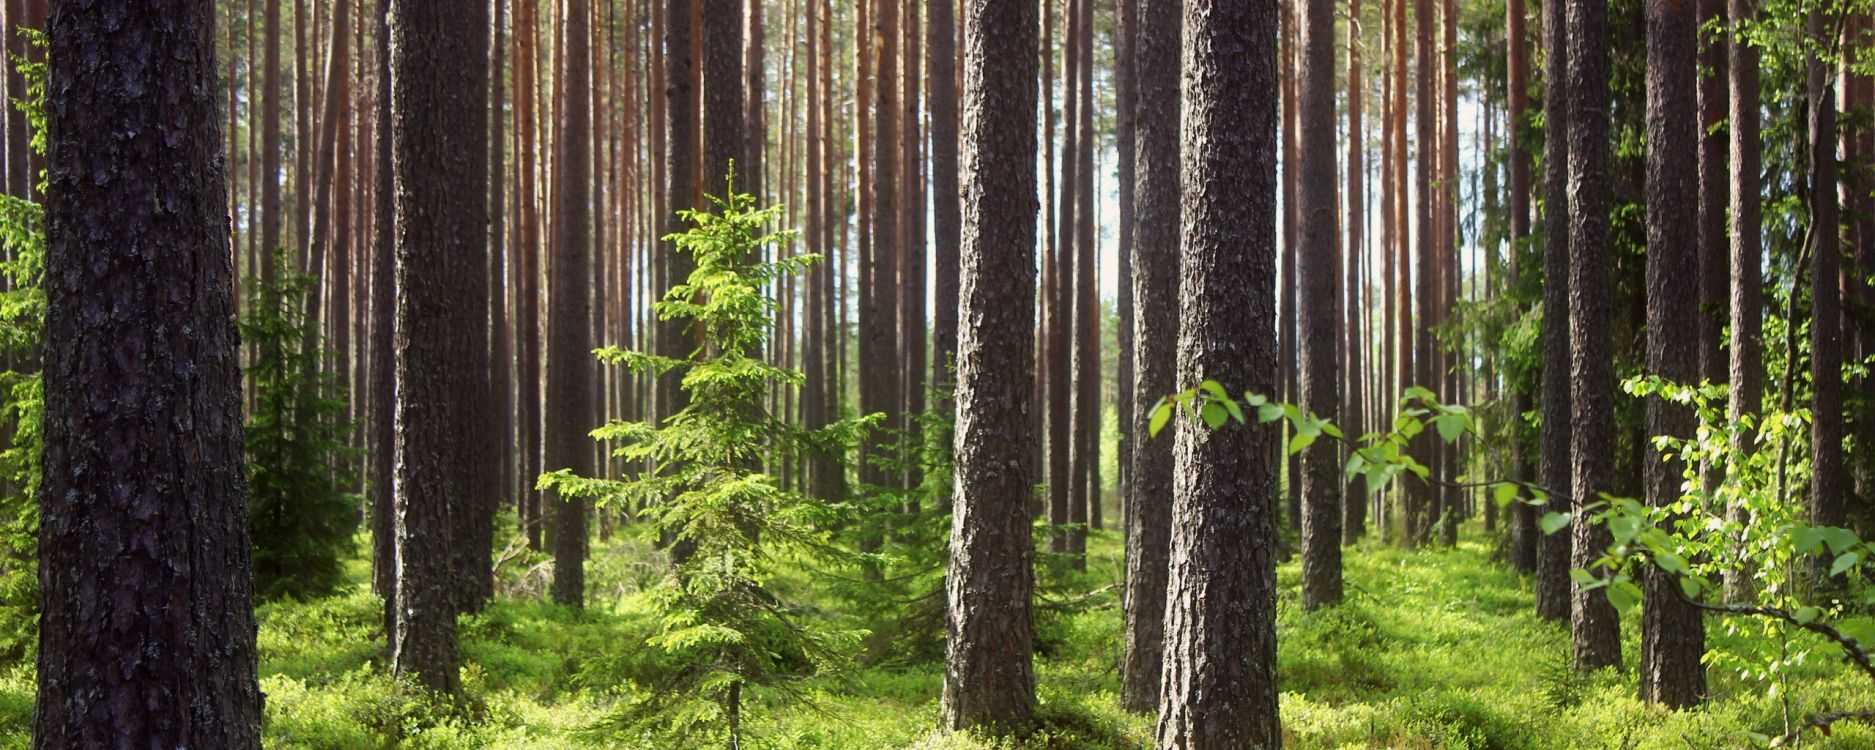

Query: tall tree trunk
<box><xmin>487</xmin><ymin>0</ymin><xmax>514</xmax><ymax>573</ymax></box>
<box><xmin>1534</xmin><ymin>0</ymin><xmax>1572</xmax><ymax>622</ymax></box>
<box><xmin>387</xmin><ymin>0</ymin><xmax>488</xmax><ymax>694</ymax></box>
<box><xmin>861</xmin><ymin>0</ymin><xmax>900</xmax><ymax>512</ymax></box>
<box><xmin>1074</xmin><ymin>0</ymin><xmax>1098</xmax><ymax>537</ymax></box>
<box><xmin>1640</xmin><ymin>0</ymin><xmax>1708</xmax><ymax>704</ymax></box>
<box><xmin>940</xmin><ymin>0</ymin><xmax>1039</xmax><ymax>731</ymax></box>
<box><xmin>901</xmin><ymin>0</ymin><xmax>928</xmax><ymax>503</ymax></box>
<box><xmin>1343</xmin><ymin>0</ymin><xmax>1367</xmax><ymax>545</ymax></box>
<box><xmin>1156</xmin><ymin>0</ymin><xmax>1281</xmax><ymax>744</ymax></box>
<box><xmin>930</xmin><ymin>0</ymin><xmax>960</xmax><ymax>404</ymax></box>
<box><xmin>1505</xmin><ymin>0</ymin><xmax>1537</xmax><ymax>573</ymax></box>
<box><xmin>1299</xmin><ymin>0</ymin><xmax>1342</xmax><ymax>609</ymax></box>
<box><xmin>368</xmin><ymin>0</ymin><xmax>396</xmax><ymax>647</ymax></box>
<box><xmin>548</xmin><ymin>0</ymin><xmax>595</xmax><ymax>609</ymax></box>
<box><xmin>303</xmin><ymin>0</ymin><xmax>353</xmax><ymax>354</ymax></box>
<box><xmin>35</xmin><ymin>1</ymin><xmax>262</xmax><ymax>743</ymax></box>
<box><xmin>744</xmin><ymin>0</ymin><xmax>763</xmax><ymax>192</ymax></box>
<box><xmin>1120</xmin><ymin>0</ymin><xmax>1176</xmax><ymax>715</ymax></box>
<box><xmin>1696</xmin><ymin>0</ymin><xmax>1727</xmax><ymax>444</ymax></box>
<box><xmin>517</xmin><ymin>0</ymin><xmax>545</xmax><ymax>550</ymax></box>
<box><xmin>1280</xmin><ymin>0</ymin><xmax>1300</xmax><ymax>535</ymax></box>
<box><xmin>1409</xmin><ymin>0</ymin><xmax>1435</xmax><ymax>547</ymax></box>
<box><xmin>1566</xmin><ymin>0</ymin><xmax>1621</xmax><ymax>672</ymax></box>
<box><xmin>1809</xmin><ymin>7</ymin><xmax>1846</xmax><ymax>573</ymax></box>
<box><xmin>1049</xmin><ymin>0</ymin><xmax>1078</xmax><ymax>554</ymax></box>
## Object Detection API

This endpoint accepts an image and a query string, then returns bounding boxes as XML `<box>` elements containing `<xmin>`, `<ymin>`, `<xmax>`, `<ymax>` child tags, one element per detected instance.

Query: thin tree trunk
<box><xmin>1299</xmin><ymin>0</ymin><xmax>1343</xmax><ymax>609</ymax></box>
<box><xmin>1505</xmin><ymin>0</ymin><xmax>1537</xmax><ymax>573</ymax></box>
<box><xmin>1534</xmin><ymin>0</ymin><xmax>1573</xmax><ymax>622</ymax></box>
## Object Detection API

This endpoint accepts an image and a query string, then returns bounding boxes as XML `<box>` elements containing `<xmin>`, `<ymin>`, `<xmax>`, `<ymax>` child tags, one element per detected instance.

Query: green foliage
<box><xmin>242</xmin><ymin>251</ymin><xmax>360</xmax><ymax>600</ymax></box>
<box><xmin>0</xmin><ymin>38</ymin><xmax>45</xmax><ymax>665</ymax></box>
<box><xmin>539</xmin><ymin>173</ymin><xmax>873</xmax><ymax>747</ymax></box>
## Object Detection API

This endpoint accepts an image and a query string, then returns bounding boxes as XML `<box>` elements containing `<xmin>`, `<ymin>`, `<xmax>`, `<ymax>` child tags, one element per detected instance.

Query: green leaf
<box><xmin>1289</xmin><ymin>431</ymin><xmax>1318</xmax><ymax>454</ymax></box>
<box><xmin>1493</xmin><ymin>482</ymin><xmax>1519</xmax><ymax>508</ymax></box>
<box><xmin>1569</xmin><ymin>568</ymin><xmax>1599</xmax><ymax>586</ymax></box>
<box><xmin>1654</xmin><ymin>550</ymin><xmax>1689</xmax><ymax>575</ymax></box>
<box><xmin>1257</xmin><ymin>403</ymin><xmax>1284</xmax><ymax>424</ymax></box>
<box><xmin>1540</xmin><ymin>512</ymin><xmax>1572</xmax><ymax>535</ymax></box>
<box><xmin>1793</xmin><ymin>606</ymin><xmax>1821</xmax><ymax>625</ymax></box>
<box><xmin>1201</xmin><ymin>402</ymin><xmax>1228</xmax><ymax>430</ymax></box>
<box><xmin>1222</xmin><ymin>398</ymin><xmax>1245</xmax><ymax>424</ymax></box>
<box><xmin>1149</xmin><ymin>402</ymin><xmax>1173</xmax><ymax>437</ymax></box>
<box><xmin>1832</xmin><ymin>552</ymin><xmax>1860</xmax><ymax>578</ymax></box>
<box><xmin>1680</xmin><ymin>576</ymin><xmax>1703</xmax><ymax>600</ymax></box>
<box><xmin>1433</xmin><ymin>414</ymin><xmax>1465</xmax><ymax>444</ymax></box>
<box><xmin>1821</xmin><ymin>527</ymin><xmax>1861</xmax><ymax>556</ymax></box>
<box><xmin>1199</xmin><ymin>380</ymin><xmax>1229</xmax><ymax>400</ymax></box>
<box><xmin>1605</xmin><ymin>581</ymin><xmax>1641</xmax><ymax>613</ymax></box>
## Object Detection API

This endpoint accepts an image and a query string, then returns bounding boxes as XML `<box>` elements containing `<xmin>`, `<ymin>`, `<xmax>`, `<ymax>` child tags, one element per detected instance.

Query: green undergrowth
<box><xmin>0</xmin><ymin>523</ymin><xmax>1871</xmax><ymax>748</ymax></box>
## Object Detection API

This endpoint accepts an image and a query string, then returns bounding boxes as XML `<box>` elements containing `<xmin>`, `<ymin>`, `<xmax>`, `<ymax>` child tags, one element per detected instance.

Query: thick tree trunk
<box><xmin>1298</xmin><ymin>0</ymin><xmax>1342</xmax><ymax>609</ymax></box>
<box><xmin>939</xmin><ymin>0</ymin><xmax>1039</xmax><ymax>731</ymax></box>
<box><xmin>388</xmin><ymin>0</ymin><xmax>488</xmax><ymax>694</ymax></box>
<box><xmin>36</xmin><ymin>2</ymin><xmax>262</xmax><ymax>743</ymax></box>
<box><xmin>861</xmin><ymin>0</ymin><xmax>900</xmax><ymax>508</ymax></box>
<box><xmin>1533</xmin><ymin>0</ymin><xmax>1572</xmax><ymax>622</ymax></box>
<box><xmin>901</xmin><ymin>0</ymin><xmax>928</xmax><ymax>502</ymax></box>
<box><xmin>1640</xmin><ymin>0</ymin><xmax>1707</xmax><ymax>705</ymax></box>
<box><xmin>1566</xmin><ymin>0</ymin><xmax>1621</xmax><ymax>672</ymax></box>
<box><xmin>1809</xmin><ymin>10</ymin><xmax>1846</xmax><ymax>570</ymax></box>
<box><xmin>1120</xmin><ymin>0</ymin><xmax>1177</xmax><ymax>713</ymax></box>
<box><xmin>1156</xmin><ymin>0</ymin><xmax>1281</xmax><ymax>744</ymax></box>
<box><xmin>929</xmin><ymin>0</ymin><xmax>960</xmax><ymax>399</ymax></box>
<box><xmin>548</xmin><ymin>0</ymin><xmax>595</xmax><ymax>608</ymax></box>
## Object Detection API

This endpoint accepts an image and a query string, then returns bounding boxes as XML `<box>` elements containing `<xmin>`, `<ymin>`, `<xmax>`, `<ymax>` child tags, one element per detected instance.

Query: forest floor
<box><xmin>2</xmin><ymin>523</ymin><xmax>1872</xmax><ymax>749</ymax></box>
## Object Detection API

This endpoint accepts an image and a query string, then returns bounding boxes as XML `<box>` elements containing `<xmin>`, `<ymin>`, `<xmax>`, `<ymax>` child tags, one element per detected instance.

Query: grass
<box><xmin>1</xmin><ymin>523</ymin><xmax>1872</xmax><ymax>748</ymax></box>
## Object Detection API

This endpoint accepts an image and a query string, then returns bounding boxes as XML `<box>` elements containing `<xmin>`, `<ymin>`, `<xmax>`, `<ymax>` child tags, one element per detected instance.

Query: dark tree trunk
<box><xmin>901</xmin><ymin>0</ymin><xmax>928</xmax><ymax>502</ymax></box>
<box><xmin>548</xmin><ymin>0</ymin><xmax>595</xmax><ymax>608</ymax></box>
<box><xmin>1155</xmin><ymin>0</ymin><xmax>1281</xmax><ymax>744</ymax></box>
<box><xmin>261</xmin><ymin>0</ymin><xmax>284</xmax><ymax>256</ymax></box>
<box><xmin>1696</xmin><ymin>0</ymin><xmax>1728</xmax><ymax>424</ymax></box>
<box><xmin>1506</xmin><ymin>0</ymin><xmax>1537</xmax><ymax>574</ymax></box>
<box><xmin>484</xmin><ymin>0</ymin><xmax>514</xmax><ymax>604</ymax></box>
<box><xmin>703</xmin><ymin>0</ymin><xmax>744</xmax><ymax>187</ymax></box>
<box><xmin>861</xmin><ymin>0</ymin><xmax>900</xmax><ymax>506</ymax></box>
<box><xmin>929</xmin><ymin>0</ymin><xmax>960</xmax><ymax>399</ymax></box>
<box><xmin>1409</xmin><ymin>0</ymin><xmax>1436</xmax><ymax>548</ymax></box>
<box><xmin>1050</xmin><ymin>0</ymin><xmax>1078</xmax><ymax>556</ymax></box>
<box><xmin>1073</xmin><ymin>0</ymin><xmax>1099</xmax><ymax>540</ymax></box>
<box><xmin>1298</xmin><ymin>0</ymin><xmax>1342</xmax><ymax>609</ymax></box>
<box><xmin>743</xmin><ymin>0</ymin><xmax>763</xmax><ymax>192</ymax></box>
<box><xmin>388</xmin><ymin>0</ymin><xmax>488</xmax><ymax>694</ymax></box>
<box><xmin>1280</xmin><ymin>0</ymin><xmax>1300</xmax><ymax>535</ymax></box>
<box><xmin>1120</xmin><ymin>0</ymin><xmax>1177</xmax><ymax>713</ymax></box>
<box><xmin>1809</xmin><ymin>9</ymin><xmax>1846</xmax><ymax>566</ymax></box>
<box><xmin>1534</xmin><ymin>0</ymin><xmax>1572</xmax><ymax>622</ymax></box>
<box><xmin>1566</xmin><ymin>0</ymin><xmax>1621</xmax><ymax>672</ymax></box>
<box><xmin>369</xmin><ymin>0</ymin><xmax>396</xmax><ymax>646</ymax></box>
<box><xmin>516</xmin><ymin>0</ymin><xmax>544</xmax><ymax>550</ymax></box>
<box><xmin>939</xmin><ymin>0</ymin><xmax>1039</xmax><ymax>731</ymax></box>
<box><xmin>35</xmin><ymin>2</ymin><xmax>262</xmax><ymax>743</ymax></box>
<box><xmin>1114</xmin><ymin>0</ymin><xmax>1136</xmax><ymax>542</ymax></box>
<box><xmin>1724</xmin><ymin>0</ymin><xmax>1763</xmax><ymax>606</ymax></box>
<box><xmin>1640</xmin><ymin>0</ymin><xmax>1707</xmax><ymax>705</ymax></box>
<box><xmin>659</xmin><ymin>0</ymin><xmax>698</xmax><ymax>486</ymax></box>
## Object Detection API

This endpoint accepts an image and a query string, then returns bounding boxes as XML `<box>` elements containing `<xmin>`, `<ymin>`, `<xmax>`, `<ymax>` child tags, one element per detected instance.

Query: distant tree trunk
<box><xmin>1696</xmin><ymin>0</ymin><xmax>1727</xmax><ymax>443</ymax></box>
<box><xmin>35</xmin><ymin>2</ymin><xmax>261</xmax><ymax>743</ymax></box>
<box><xmin>1298</xmin><ymin>0</ymin><xmax>1342</xmax><ymax>609</ymax></box>
<box><xmin>1389</xmin><ymin>0</ymin><xmax>1409</xmax><ymax>544</ymax></box>
<box><xmin>861</xmin><ymin>0</ymin><xmax>900</xmax><ymax>508</ymax></box>
<box><xmin>901</xmin><ymin>0</ymin><xmax>928</xmax><ymax>503</ymax></box>
<box><xmin>1120</xmin><ymin>0</ymin><xmax>1176</xmax><ymax>716</ymax></box>
<box><xmin>929</xmin><ymin>0</ymin><xmax>960</xmax><ymax>400</ymax></box>
<box><xmin>1809</xmin><ymin>8</ymin><xmax>1846</xmax><ymax>571</ymax></box>
<box><xmin>1437</xmin><ymin>0</ymin><xmax>1459</xmax><ymax>547</ymax></box>
<box><xmin>368</xmin><ymin>0</ymin><xmax>396</xmax><ymax>646</ymax></box>
<box><xmin>1566</xmin><ymin>0</ymin><xmax>1621</xmax><ymax>672</ymax></box>
<box><xmin>387</xmin><ymin>0</ymin><xmax>488</xmax><ymax>694</ymax></box>
<box><xmin>1343</xmin><ymin>0</ymin><xmax>1367</xmax><ymax>545</ymax></box>
<box><xmin>303</xmin><ymin>0</ymin><xmax>352</xmax><ymax>352</ymax></box>
<box><xmin>1409</xmin><ymin>0</ymin><xmax>1435</xmax><ymax>548</ymax></box>
<box><xmin>2</xmin><ymin>0</ymin><xmax>25</xmax><ymax>198</ymax></box>
<box><xmin>547</xmin><ymin>0</ymin><xmax>595</xmax><ymax>609</ymax></box>
<box><xmin>1533</xmin><ymin>0</ymin><xmax>1572</xmax><ymax>622</ymax></box>
<box><xmin>1724</xmin><ymin>0</ymin><xmax>1762</xmax><ymax>603</ymax></box>
<box><xmin>1280</xmin><ymin>0</ymin><xmax>1300</xmax><ymax>535</ymax></box>
<box><xmin>939</xmin><ymin>0</ymin><xmax>1039</xmax><ymax>731</ymax></box>
<box><xmin>486</xmin><ymin>0</ymin><xmax>514</xmax><ymax>581</ymax></box>
<box><xmin>1156</xmin><ymin>0</ymin><xmax>1281</xmax><ymax>744</ymax></box>
<box><xmin>1844</xmin><ymin>12</ymin><xmax>1875</xmax><ymax>509</ymax></box>
<box><xmin>744</xmin><ymin>0</ymin><xmax>763</xmax><ymax>191</ymax></box>
<box><xmin>1050</xmin><ymin>0</ymin><xmax>1078</xmax><ymax>556</ymax></box>
<box><xmin>1505</xmin><ymin>0</ymin><xmax>1537</xmax><ymax>573</ymax></box>
<box><xmin>1640</xmin><ymin>0</ymin><xmax>1707</xmax><ymax>705</ymax></box>
<box><xmin>1074</xmin><ymin>0</ymin><xmax>1098</xmax><ymax>536</ymax></box>
<box><xmin>516</xmin><ymin>0</ymin><xmax>545</xmax><ymax>550</ymax></box>
<box><xmin>1114</xmin><ymin>0</ymin><xmax>1137</xmax><ymax>537</ymax></box>
<box><xmin>659</xmin><ymin>0</ymin><xmax>698</xmax><ymax>507</ymax></box>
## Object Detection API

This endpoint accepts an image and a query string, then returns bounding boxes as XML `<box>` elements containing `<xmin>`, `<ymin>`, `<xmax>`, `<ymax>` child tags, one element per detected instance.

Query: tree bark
<box><xmin>940</xmin><ymin>0</ymin><xmax>1039</xmax><ymax>731</ymax></box>
<box><xmin>548</xmin><ymin>0</ymin><xmax>595</xmax><ymax>608</ymax></box>
<box><xmin>368</xmin><ymin>0</ymin><xmax>396</xmax><ymax>647</ymax></box>
<box><xmin>1534</xmin><ymin>0</ymin><xmax>1572</xmax><ymax>622</ymax></box>
<box><xmin>1343</xmin><ymin>0</ymin><xmax>1367</xmax><ymax>545</ymax></box>
<box><xmin>1566</xmin><ymin>0</ymin><xmax>1622</xmax><ymax>672</ymax></box>
<box><xmin>1641</xmin><ymin>0</ymin><xmax>1707</xmax><ymax>705</ymax></box>
<box><xmin>1156</xmin><ymin>0</ymin><xmax>1281</xmax><ymax>744</ymax></box>
<box><xmin>1723</xmin><ymin>0</ymin><xmax>1762</xmax><ymax>603</ymax></box>
<box><xmin>1299</xmin><ymin>0</ymin><xmax>1343</xmax><ymax>609</ymax></box>
<box><xmin>35</xmin><ymin>1</ymin><xmax>262</xmax><ymax>743</ymax></box>
<box><xmin>1505</xmin><ymin>0</ymin><xmax>1537</xmax><ymax>573</ymax></box>
<box><xmin>930</xmin><ymin>0</ymin><xmax>960</xmax><ymax>400</ymax></box>
<box><xmin>1809</xmin><ymin>6</ymin><xmax>1846</xmax><ymax>568</ymax></box>
<box><xmin>1120</xmin><ymin>0</ymin><xmax>1177</xmax><ymax>714</ymax></box>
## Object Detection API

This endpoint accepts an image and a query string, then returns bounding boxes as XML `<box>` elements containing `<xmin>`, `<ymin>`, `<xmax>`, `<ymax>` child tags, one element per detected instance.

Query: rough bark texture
<box><xmin>1641</xmin><ymin>0</ymin><xmax>1707</xmax><ymax>705</ymax></box>
<box><xmin>547</xmin><ymin>0</ymin><xmax>595</xmax><ymax>608</ymax></box>
<box><xmin>1566</xmin><ymin>0</ymin><xmax>1622</xmax><ymax>672</ymax></box>
<box><xmin>940</xmin><ymin>0</ymin><xmax>1038</xmax><ymax>731</ymax></box>
<box><xmin>1723</xmin><ymin>0</ymin><xmax>1763</xmax><ymax>604</ymax></box>
<box><xmin>1344</xmin><ymin>0</ymin><xmax>1367</xmax><ymax>545</ymax></box>
<box><xmin>1120</xmin><ymin>0</ymin><xmax>1178</xmax><ymax>712</ymax></box>
<box><xmin>659</xmin><ymin>0</ymin><xmax>698</xmax><ymax>451</ymax></box>
<box><xmin>1534</xmin><ymin>0</ymin><xmax>1573</xmax><ymax>622</ymax></box>
<box><xmin>1298</xmin><ymin>0</ymin><xmax>1343</xmax><ymax>609</ymax></box>
<box><xmin>1409</xmin><ymin>0</ymin><xmax>1436</xmax><ymax>547</ymax></box>
<box><xmin>861</xmin><ymin>0</ymin><xmax>900</xmax><ymax>506</ymax></box>
<box><xmin>1156</xmin><ymin>0</ymin><xmax>1281</xmax><ymax>744</ymax></box>
<box><xmin>388</xmin><ymin>0</ymin><xmax>488</xmax><ymax>694</ymax></box>
<box><xmin>1696</xmin><ymin>0</ymin><xmax>1727</xmax><ymax>402</ymax></box>
<box><xmin>1115</xmin><ymin>0</ymin><xmax>1137</xmax><ymax>541</ymax></box>
<box><xmin>1073</xmin><ymin>0</ymin><xmax>1100</xmax><ymax>540</ymax></box>
<box><xmin>35</xmin><ymin>2</ymin><xmax>262</xmax><ymax>744</ymax></box>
